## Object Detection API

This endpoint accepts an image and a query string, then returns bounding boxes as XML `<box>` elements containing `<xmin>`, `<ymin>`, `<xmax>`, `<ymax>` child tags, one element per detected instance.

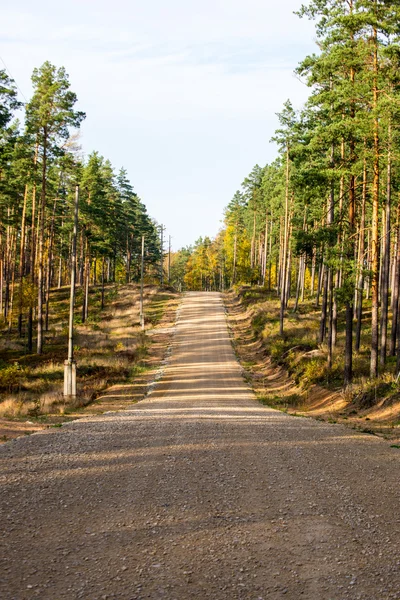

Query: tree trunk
<box><xmin>232</xmin><ymin>227</ymin><xmax>237</xmax><ymax>285</ymax></box>
<box><xmin>379</xmin><ymin>122</ymin><xmax>391</xmax><ymax>366</ymax></box>
<box><xmin>126</xmin><ymin>232</ymin><xmax>131</xmax><ymax>283</ymax></box>
<box><xmin>45</xmin><ymin>195</ymin><xmax>57</xmax><ymax>332</ymax></box>
<box><xmin>37</xmin><ymin>131</ymin><xmax>47</xmax><ymax>354</ymax></box>
<box><xmin>316</xmin><ymin>260</ymin><xmax>324</xmax><ymax>308</ymax></box>
<box><xmin>319</xmin><ymin>259</ymin><xmax>329</xmax><ymax>343</ymax></box>
<box><xmin>370</xmin><ymin>25</ymin><xmax>380</xmax><ymax>378</ymax></box>
<box><xmin>310</xmin><ymin>250</ymin><xmax>316</xmax><ymax>298</ymax></box>
<box><xmin>18</xmin><ymin>184</ymin><xmax>28</xmax><ymax>337</ymax></box>
<box><xmin>355</xmin><ymin>155</ymin><xmax>367</xmax><ymax>353</ymax></box>
<box><xmin>344</xmin><ymin>138</ymin><xmax>356</xmax><ymax>384</ymax></box>
<box><xmin>279</xmin><ymin>145</ymin><xmax>290</xmax><ymax>335</ymax></box>
<box><xmin>101</xmin><ymin>256</ymin><xmax>105</xmax><ymax>310</ymax></box>
<box><xmin>8</xmin><ymin>234</ymin><xmax>17</xmax><ymax>332</ymax></box>
<box><xmin>82</xmin><ymin>238</ymin><xmax>90</xmax><ymax>323</ymax></box>
<box><xmin>262</xmin><ymin>213</ymin><xmax>268</xmax><ymax>286</ymax></box>
<box><xmin>390</xmin><ymin>201</ymin><xmax>400</xmax><ymax>356</ymax></box>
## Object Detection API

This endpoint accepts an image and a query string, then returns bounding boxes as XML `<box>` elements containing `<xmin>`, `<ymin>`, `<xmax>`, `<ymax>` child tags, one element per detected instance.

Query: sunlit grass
<box><xmin>0</xmin><ymin>284</ymin><xmax>177</xmax><ymax>420</ymax></box>
<box><xmin>227</xmin><ymin>286</ymin><xmax>400</xmax><ymax>427</ymax></box>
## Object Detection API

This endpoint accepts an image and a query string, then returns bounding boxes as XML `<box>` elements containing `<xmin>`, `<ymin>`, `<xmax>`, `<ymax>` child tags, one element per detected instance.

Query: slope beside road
<box><xmin>1</xmin><ymin>292</ymin><xmax>400</xmax><ymax>599</ymax></box>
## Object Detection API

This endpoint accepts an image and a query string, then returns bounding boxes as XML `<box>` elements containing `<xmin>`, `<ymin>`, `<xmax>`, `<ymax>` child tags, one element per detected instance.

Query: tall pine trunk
<box><xmin>390</xmin><ymin>200</ymin><xmax>400</xmax><ymax>356</ymax></box>
<box><xmin>37</xmin><ymin>130</ymin><xmax>48</xmax><ymax>354</ymax></box>
<box><xmin>379</xmin><ymin>122</ymin><xmax>391</xmax><ymax>366</ymax></box>
<box><xmin>279</xmin><ymin>145</ymin><xmax>290</xmax><ymax>335</ymax></box>
<box><xmin>18</xmin><ymin>184</ymin><xmax>28</xmax><ymax>337</ymax></box>
<box><xmin>45</xmin><ymin>195</ymin><xmax>57</xmax><ymax>332</ymax></box>
<box><xmin>370</xmin><ymin>25</ymin><xmax>380</xmax><ymax>378</ymax></box>
<box><xmin>355</xmin><ymin>155</ymin><xmax>367</xmax><ymax>352</ymax></box>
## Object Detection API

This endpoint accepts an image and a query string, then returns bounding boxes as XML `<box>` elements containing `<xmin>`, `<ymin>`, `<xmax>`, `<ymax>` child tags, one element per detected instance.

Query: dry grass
<box><xmin>225</xmin><ymin>286</ymin><xmax>400</xmax><ymax>442</ymax></box>
<box><xmin>0</xmin><ymin>284</ymin><xmax>179</xmax><ymax>427</ymax></box>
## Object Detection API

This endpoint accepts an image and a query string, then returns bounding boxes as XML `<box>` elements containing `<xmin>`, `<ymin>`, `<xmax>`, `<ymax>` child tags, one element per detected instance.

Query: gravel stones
<box><xmin>1</xmin><ymin>293</ymin><xmax>400</xmax><ymax>599</ymax></box>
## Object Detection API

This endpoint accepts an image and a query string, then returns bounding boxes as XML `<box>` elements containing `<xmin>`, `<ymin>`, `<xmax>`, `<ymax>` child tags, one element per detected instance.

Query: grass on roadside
<box><xmin>0</xmin><ymin>284</ymin><xmax>178</xmax><ymax>423</ymax></box>
<box><xmin>225</xmin><ymin>286</ymin><xmax>400</xmax><ymax>438</ymax></box>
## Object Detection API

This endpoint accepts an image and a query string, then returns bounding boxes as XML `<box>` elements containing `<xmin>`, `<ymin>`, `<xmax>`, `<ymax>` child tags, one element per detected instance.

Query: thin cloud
<box><xmin>0</xmin><ymin>0</ymin><xmax>317</xmax><ymax>248</ymax></box>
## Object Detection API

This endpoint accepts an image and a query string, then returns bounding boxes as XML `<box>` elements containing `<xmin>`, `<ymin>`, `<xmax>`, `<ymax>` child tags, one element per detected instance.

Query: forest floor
<box><xmin>0</xmin><ymin>284</ymin><xmax>180</xmax><ymax>443</ymax></box>
<box><xmin>1</xmin><ymin>291</ymin><xmax>400</xmax><ymax>599</ymax></box>
<box><xmin>224</xmin><ymin>287</ymin><xmax>400</xmax><ymax>444</ymax></box>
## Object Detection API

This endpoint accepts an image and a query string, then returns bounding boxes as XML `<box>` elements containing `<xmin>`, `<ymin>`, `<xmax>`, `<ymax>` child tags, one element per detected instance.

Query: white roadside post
<box><xmin>140</xmin><ymin>235</ymin><xmax>145</xmax><ymax>330</ymax></box>
<box><xmin>160</xmin><ymin>225</ymin><xmax>164</xmax><ymax>285</ymax></box>
<box><xmin>168</xmin><ymin>235</ymin><xmax>171</xmax><ymax>284</ymax></box>
<box><xmin>64</xmin><ymin>184</ymin><xmax>79</xmax><ymax>398</ymax></box>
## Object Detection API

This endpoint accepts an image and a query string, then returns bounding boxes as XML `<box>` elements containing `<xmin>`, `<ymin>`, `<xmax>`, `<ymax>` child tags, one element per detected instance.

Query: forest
<box><xmin>170</xmin><ymin>0</ymin><xmax>400</xmax><ymax>392</ymax></box>
<box><xmin>0</xmin><ymin>61</ymin><xmax>162</xmax><ymax>357</ymax></box>
<box><xmin>2</xmin><ymin>0</ymin><xmax>400</xmax><ymax>401</ymax></box>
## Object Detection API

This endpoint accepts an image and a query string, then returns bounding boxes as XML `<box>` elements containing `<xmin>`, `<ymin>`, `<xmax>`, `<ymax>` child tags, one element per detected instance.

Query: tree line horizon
<box><xmin>2</xmin><ymin>0</ymin><xmax>400</xmax><ymax>390</ymax></box>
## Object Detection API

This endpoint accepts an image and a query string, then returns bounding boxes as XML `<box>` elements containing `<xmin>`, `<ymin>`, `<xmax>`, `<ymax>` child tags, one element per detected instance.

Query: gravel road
<box><xmin>1</xmin><ymin>292</ymin><xmax>400</xmax><ymax>600</ymax></box>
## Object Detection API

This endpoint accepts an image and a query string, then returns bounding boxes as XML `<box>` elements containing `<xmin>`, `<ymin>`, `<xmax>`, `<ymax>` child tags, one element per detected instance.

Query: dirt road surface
<box><xmin>1</xmin><ymin>292</ymin><xmax>400</xmax><ymax>600</ymax></box>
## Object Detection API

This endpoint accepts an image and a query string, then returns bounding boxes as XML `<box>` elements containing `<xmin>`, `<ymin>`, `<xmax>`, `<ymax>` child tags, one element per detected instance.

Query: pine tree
<box><xmin>25</xmin><ymin>62</ymin><xmax>85</xmax><ymax>353</ymax></box>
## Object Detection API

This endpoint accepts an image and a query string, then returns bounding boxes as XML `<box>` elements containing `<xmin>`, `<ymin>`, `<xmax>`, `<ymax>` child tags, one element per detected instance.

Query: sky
<box><xmin>1</xmin><ymin>0</ymin><xmax>318</xmax><ymax>249</ymax></box>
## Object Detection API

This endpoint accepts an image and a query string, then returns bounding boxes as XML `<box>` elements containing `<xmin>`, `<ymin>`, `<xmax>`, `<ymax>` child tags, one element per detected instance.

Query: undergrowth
<box><xmin>0</xmin><ymin>284</ymin><xmax>176</xmax><ymax>420</ymax></box>
<box><xmin>234</xmin><ymin>285</ymin><xmax>400</xmax><ymax>409</ymax></box>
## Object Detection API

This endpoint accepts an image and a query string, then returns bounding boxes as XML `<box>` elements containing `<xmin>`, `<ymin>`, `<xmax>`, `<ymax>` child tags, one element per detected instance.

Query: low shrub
<box><xmin>300</xmin><ymin>357</ymin><xmax>327</xmax><ymax>387</ymax></box>
<box><xmin>0</xmin><ymin>363</ymin><xmax>25</xmax><ymax>392</ymax></box>
<box><xmin>258</xmin><ymin>392</ymin><xmax>302</xmax><ymax>408</ymax></box>
<box><xmin>348</xmin><ymin>377</ymin><xmax>398</xmax><ymax>409</ymax></box>
<box><xmin>251</xmin><ymin>311</ymin><xmax>269</xmax><ymax>336</ymax></box>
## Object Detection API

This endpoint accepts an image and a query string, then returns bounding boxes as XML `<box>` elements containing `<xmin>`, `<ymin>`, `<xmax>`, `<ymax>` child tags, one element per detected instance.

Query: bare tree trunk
<box><xmin>310</xmin><ymin>250</ymin><xmax>316</xmax><ymax>298</ymax></box>
<box><xmin>301</xmin><ymin>257</ymin><xmax>306</xmax><ymax>302</ymax></box>
<box><xmin>285</xmin><ymin>242</ymin><xmax>292</xmax><ymax>308</ymax></box>
<box><xmin>232</xmin><ymin>226</ymin><xmax>237</xmax><ymax>285</ymax></box>
<box><xmin>391</xmin><ymin>230</ymin><xmax>398</xmax><ymax>313</ymax></box>
<box><xmin>79</xmin><ymin>231</ymin><xmax>85</xmax><ymax>286</ymax></box>
<box><xmin>82</xmin><ymin>238</ymin><xmax>90</xmax><ymax>323</ymax></box>
<box><xmin>58</xmin><ymin>255</ymin><xmax>63</xmax><ymax>288</ymax></box>
<box><xmin>321</xmin><ymin>170</ymin><xmax>335</xmax><ymax>349</ymax></box>
<box><xmin>279</xmin><ymin>146</ymin><xmax>290</xmax><ymax>335</ymax></box>
<box><xmin>343</xmin><ymin>3</ymin><xmax>356</xmax><ymax>385</ymax></box>
<box><xmin>250</xmin><ymin>211</ymin><xmax>256</xmax><ymax>270</ymax></box>
<box><xmin>37</xmin><ymin>130</ymin><xmax>48</xmax><ymax>354</ymax></box>
<box><xmin>126</xmin><ymin>232</ymin><xmax>131</xmax><ymax>283</ymax></box>
<box><xmin>18</xmin><ymin>184</ymin><xmax>28</xmax><ymax>337</ymax></box>
<box><xmin>268</xmin><ymin>219</ymin><xmax>273</xmax><ymax>291</ymax></box>
<box><xmin>366</xmin><ymin>229</ymin><xmax>371</xmax><ymax>301</ymax></box>
<box><xmin>355</xmin><ymin>155</ymin><xmax>367</xmax><ymax>353</ymax></box>
<box><xmin>294</xmin><ymin>255</ymin><xmax>305</xmax><ymax>313</ymax></box>
<box><xmin>4</xmin><ymin>209</ymin><xmax>11</xmax><ymax>319</ymax></box>
<box><xmin>344</xmin><ymin>168</ymin><xmax>356</xmax><ymax>385</ymax></box>
<box><xmin>327</xmin><ymin>268</ymin><xmax>334</xmax><ymax>369</ymax></box>
<box><xmin>28</xmin><ymin>173</ymin><xmax>37</xmax><ymax>353</ymax></box>
<box><xmin>262</xmin><ymin>213</ymin><xmax>268</xmax><ymax>286</ymax></box>
<box><xmin>380</xmin><ymin>122</ymin><xmax>391</xmax><ymax>366</ymax></box>
<box><xmin>370</xmin><ymin>25</ymin><xmax>380</xmax><ymax>378</ymax></box>
<box><xmin>45</xmin><ymin>195</ymin><xmax>57</xmax><ymax>332</ymax></box>
<box><xmin>8</xmin><ymin>235</ymin><xmax>17</xmax><ymax>332</ymax></box>
<box><xmin>101</xmin><ymin>256</ymin><xmax>105</xmax><ymax>310</ymax></box>
<box><xmin>332</xmin><ymin>142</ymin><xmax>346</xmax><ymax>349</ymax></box>
<box><xmin>316</xmin><ymin>260</ymin><xmax>324</xmax><ymax>308</ymax></box>
<box><xmin>390</xmin><ymin>200</ymin><xmax>400</xmax><ymax>356</ymax></box>
<box><xmin>320</xmin><ymin>256</ymin><xmax>329</xmax><ymax>343</ymax></box>
<box><xmin>0</xmin><ymin>236</ymin><xmax>3</xmax><ymax>318</ymax></box>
